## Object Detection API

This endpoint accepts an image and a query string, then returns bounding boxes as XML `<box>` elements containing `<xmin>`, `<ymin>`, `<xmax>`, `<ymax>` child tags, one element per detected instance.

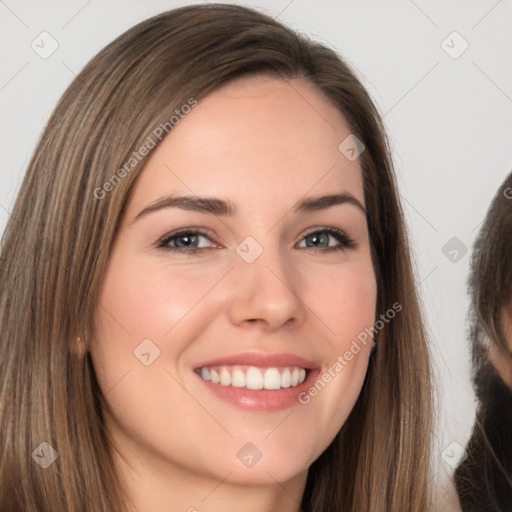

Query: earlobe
<box><xmin>71</xmin><ymin>335</ymin><xmax>89</xmax><ymax>357</ymax></box>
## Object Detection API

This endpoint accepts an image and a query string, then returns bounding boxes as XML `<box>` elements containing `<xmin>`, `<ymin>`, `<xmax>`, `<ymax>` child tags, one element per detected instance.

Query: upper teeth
<box><xmin>198</xmin><ymin>366</ymin><xmax>307</xmax><ymax>390</ymax></box>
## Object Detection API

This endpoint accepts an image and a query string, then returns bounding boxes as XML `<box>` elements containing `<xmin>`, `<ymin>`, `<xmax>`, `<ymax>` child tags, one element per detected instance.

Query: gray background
<box><xmin>1</xmin><ymin>0</ymin><xmax>511</xmax><ymax>500</ymax></box>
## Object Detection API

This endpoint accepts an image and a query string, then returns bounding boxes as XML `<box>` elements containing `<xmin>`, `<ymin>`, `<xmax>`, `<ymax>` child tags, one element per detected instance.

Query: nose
<box><xmin>227</xmin><ymin>244</ymin><xmax>307</xmax><ymax>331</ymax></box>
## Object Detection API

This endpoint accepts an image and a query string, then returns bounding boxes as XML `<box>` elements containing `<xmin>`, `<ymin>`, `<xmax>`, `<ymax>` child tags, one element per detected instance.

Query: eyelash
<box><xmin>156</xmin><ymin>227</ymin><xmax>355</xmax><ymax>255</ymax></box>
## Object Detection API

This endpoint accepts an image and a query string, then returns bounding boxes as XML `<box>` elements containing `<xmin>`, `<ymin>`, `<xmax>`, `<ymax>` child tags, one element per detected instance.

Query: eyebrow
<box><xmin>132</xmin><ymin>192</ymin><xmax>366</xmax><ymax>223</ymax></box>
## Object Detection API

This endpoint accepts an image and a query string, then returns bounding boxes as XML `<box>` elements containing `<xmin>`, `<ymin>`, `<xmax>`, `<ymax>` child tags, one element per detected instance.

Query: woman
<box><xmin>455</xmin><ymin>173</ymin><xmax>512</xmax><ymax>511</ymax></box>
<box><xmin>0</xmin><ymin>4</ymin><xmax>433</xmax><ymax>511</ymax></box>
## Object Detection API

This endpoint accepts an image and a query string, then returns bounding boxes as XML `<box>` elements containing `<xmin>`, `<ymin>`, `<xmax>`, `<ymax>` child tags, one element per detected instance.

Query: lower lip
<box><xmin>196</xmin><ymin>370</ymin><xmax>319</xmax><ymax>412</ymax></box>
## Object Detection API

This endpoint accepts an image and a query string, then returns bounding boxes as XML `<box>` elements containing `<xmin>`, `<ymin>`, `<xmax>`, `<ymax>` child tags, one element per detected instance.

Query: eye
<box><xmin>297</xmin><ymin>227</ymin><xmax>355</xmax><ymax>252</ymax></box>
<box><xmin>156</xmin><ymin>227</ymin><xmax>355</xmax><ymax>255</ymax></box>
<box><xmin>157</xmin><ymin>229</ymin><xmax>217</xmax><ymax>253</ymax></box>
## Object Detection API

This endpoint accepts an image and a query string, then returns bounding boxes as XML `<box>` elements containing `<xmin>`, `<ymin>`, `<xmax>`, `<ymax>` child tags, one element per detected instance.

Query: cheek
<box><xmin>295</xmin><ymin>259</ymin><xmax>376</xmax><ymax>444</ymax></box>
<box><xmin>94</xmin><ymin>256</ymin><xmax>224</xmax><ymax>346</ymax></box>
<box><xmin>90</xmin><ymin>255</ymin><xmax>217</xmax><ymax>394</ymax></box>
<box><xmin>303</xmin><ymin>257</ymin><xmax>377</xmax><ymax>347</ymax></box>
<box><xmin>489</xmin><ymin>344</ymin><xmax>512</xmax><ymax>389</ymax></box>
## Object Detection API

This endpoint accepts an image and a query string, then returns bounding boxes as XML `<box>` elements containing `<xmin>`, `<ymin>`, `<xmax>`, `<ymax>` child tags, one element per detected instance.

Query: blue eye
<box><xmin>297</xmin><ymin>228</ymin><xmax>355</xmax><ymax>252</ymax></box>
<box><xmin>158</xmin><ymin>229</ymin><xmax>214</xmax><ymax>253</ymax></box>
<box><xmin>157</xmin><ymin>227</ymin><xmax>355</xmax><ymax>254</ymax></box>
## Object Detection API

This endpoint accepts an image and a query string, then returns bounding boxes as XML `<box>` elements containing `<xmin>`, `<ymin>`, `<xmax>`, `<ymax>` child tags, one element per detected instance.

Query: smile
<box><xmin>197</xmin><ymin>365</ymin><xmax>308</xmax><ymax>390</ymax></box>
<box><xmin>193</xmin><ymin>352</ymin><xmax>319</xmax><ymax>411</ymax></box>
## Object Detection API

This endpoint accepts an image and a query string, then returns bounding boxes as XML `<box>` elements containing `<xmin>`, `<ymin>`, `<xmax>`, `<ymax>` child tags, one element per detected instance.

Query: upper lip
<box><xmin>194</xmin><ymin>352</ymin><xmax>319</xmax><ymax>370</ymax></box>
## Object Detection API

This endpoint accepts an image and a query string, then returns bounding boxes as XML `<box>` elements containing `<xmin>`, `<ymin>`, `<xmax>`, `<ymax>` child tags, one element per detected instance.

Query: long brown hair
<box><xmin>454</xmin><ymin>173</ymin><xmax>512</xmax><ymax>510</ymax></box>
<box><xmin>0</xmin><ymin>4</ymin><xmax>433</xmax><ymax>511</ymax></box>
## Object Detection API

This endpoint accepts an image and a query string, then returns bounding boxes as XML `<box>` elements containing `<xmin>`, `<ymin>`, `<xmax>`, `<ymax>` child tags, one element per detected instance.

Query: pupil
<box><xmin>176</xmin><ymin>234</ymin><xmax>198</xmax><ymax>247</ymax></box>
<box><xmin>308</xmin><ymin>233</ymin><xmax>328</xmax><ymax>247</ymax></box>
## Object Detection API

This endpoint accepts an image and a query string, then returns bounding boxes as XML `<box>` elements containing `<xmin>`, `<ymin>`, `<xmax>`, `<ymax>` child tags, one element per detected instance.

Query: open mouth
<box><xmin>195</xmin><ymin>365</ymin><xmax>308</xmax><ymax>390</ymax></box>
<box><xmin>192</xmin><ymin>352</ymin><xmax>318</xmax><ymax>411</ymax></box>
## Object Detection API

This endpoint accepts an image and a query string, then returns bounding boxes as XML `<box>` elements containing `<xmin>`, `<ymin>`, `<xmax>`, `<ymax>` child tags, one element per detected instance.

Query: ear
<box><xmin>489</xmin><ymin>343</ymin><xmax>512</xmax><ymax>390</ymax></box>
<box><xmin>70</xmin><ymin>335</ymin><xmax>88</xmax><ymax>358</ymax></box>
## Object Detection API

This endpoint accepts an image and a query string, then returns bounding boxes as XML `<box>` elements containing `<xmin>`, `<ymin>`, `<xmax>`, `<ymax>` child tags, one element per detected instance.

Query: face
<box><xmin>91</xmin><ymin>75</ymin><xmax>377</xmax><ymax>494</ymax></box>
<box><xmin>489</xmin><ymin>308</ymin><xmax>512</xmax><ymax>389</ymax></box>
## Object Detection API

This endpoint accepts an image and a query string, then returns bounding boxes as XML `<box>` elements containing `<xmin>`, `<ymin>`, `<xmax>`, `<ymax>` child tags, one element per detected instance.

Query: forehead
<box><xmin>126</xmin><ymin>75</ymin><xmax>364</xmax><ymax>214</ymax></box>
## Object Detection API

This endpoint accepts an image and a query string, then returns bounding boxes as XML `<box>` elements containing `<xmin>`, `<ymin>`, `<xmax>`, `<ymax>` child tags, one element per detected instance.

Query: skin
<box><xmin>90</xmin><ymin>74</ymin><xmax>377</xmax><ymax>512</ymax></box>
<box><xmin>489</xmin><ymin>308</ymin><xmax>512</xmax><ymax>389</ymax></box>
